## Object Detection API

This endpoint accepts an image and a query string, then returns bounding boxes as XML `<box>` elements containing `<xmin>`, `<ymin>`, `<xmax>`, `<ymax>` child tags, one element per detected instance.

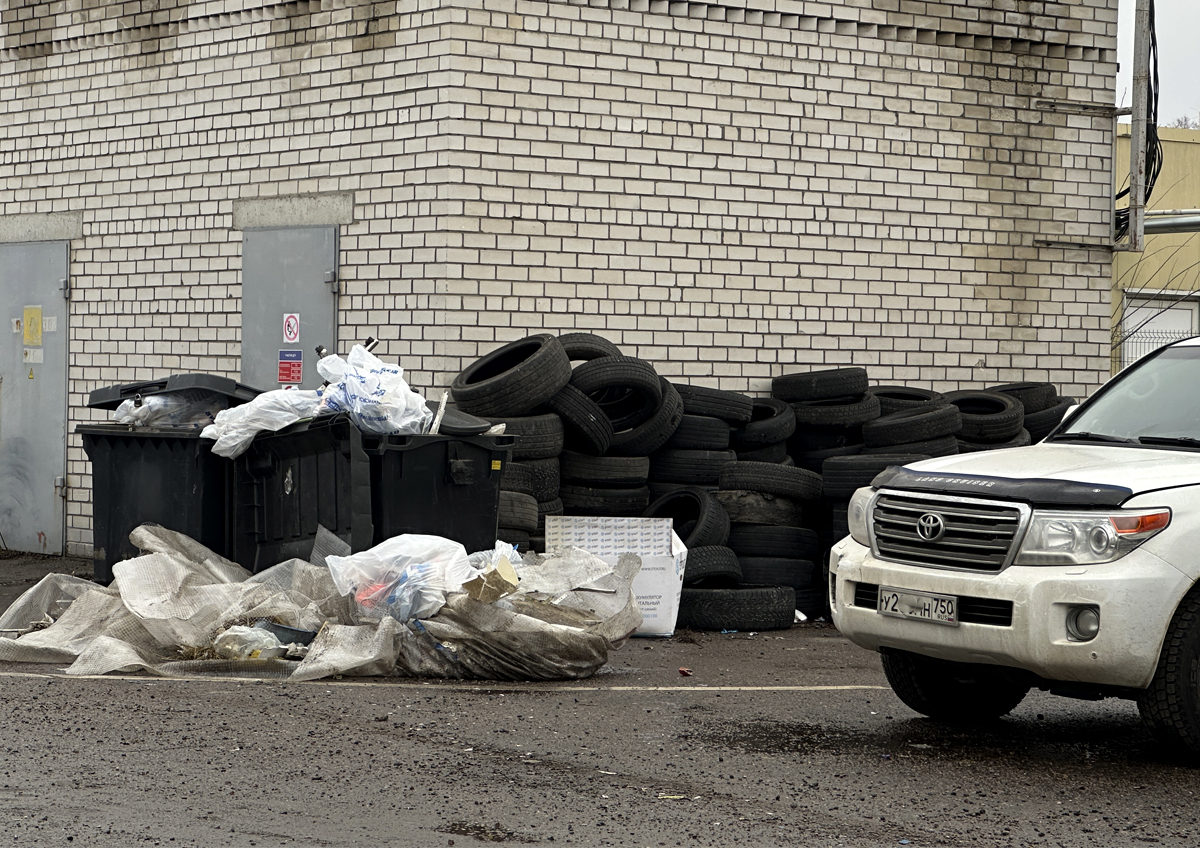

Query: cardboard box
<box><xmin>544</xmin><ymin>516</ymin><xmax>687</xmax><ymax>637</ymax></box>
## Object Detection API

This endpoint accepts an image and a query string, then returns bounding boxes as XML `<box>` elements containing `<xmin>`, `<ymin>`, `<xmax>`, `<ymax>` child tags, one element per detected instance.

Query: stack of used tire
<box><xmin>449</xmin><ymin>332</ymin><xmax>684</xmax><ymax>550</ymax></box>
<box><xmin>773</xmin><ymin>367</ymin><xmax>881</xmax><ymax>472</ymax></box>
<box><xmin>647</xmin><ymin>485</ymin><xmax>796</xmax><ymax>633</ymax></box>
<box><xmin>713</xmin><ymin>461</ymin><xmax>826</xmax><ymax>620</ymax></box>
<box><xmin>987</xmin><ymin>382</ymin><xmax>1076</xmax><ymax>443</ymax></box>
<box><xmin>449</xmin><ymin>333</ymin><xmax>1078</xmax><ymax>628</ymax></box>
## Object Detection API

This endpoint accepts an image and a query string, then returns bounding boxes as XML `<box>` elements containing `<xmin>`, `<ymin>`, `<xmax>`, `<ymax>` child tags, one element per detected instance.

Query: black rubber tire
<box><xmin>545</xmin><ymin>383</ymin><xmax>614</xmax><ymax>456</ymax></box>
<box><xmin>791</xmin><ymin>443</ymin><xmax>862</xmax><ymax>473</ymax></box>
<box><xmin>559</xmin><ymin>483</ymin><xmax>651</xmax><ymax>516</ymax></box>
<box><xmin>672</xmin><ymin>384</ymin><xmax>754</xmax><ymax>423</ymax></box>
<box><xmin>484</xmin><ymin>412</ymin><xmax>564</xmax><ymax>460</ymax></box>
<box><xmin>498</xmin><ymin>490</ymin><xmax>539</xmax><ymax>533</ymax></box>
<box><xmin>537</xmin><ymin>496</ymin><xmax>564</xmax><ymax>520</ymax></box>
<box><xmin>880</xmin><ymin>649</ymin><xmax>1031</xmax><ymax>722</ymax></box>
<box><xmin>570</xmin><ymin>356</ymin><xmax>661</xmax><ymax>411</ymax></box>
<box><xmin>677</xmin><ymin>585</ymin><xmax>796</xmax><ymax>632</ymax></box>
<box><xmin>682</xmin><ymin>545</ymin><xmax>743</xmax><ymax>587</ymax></box>
<box><xmin>528</xmin><ymin>534</ymin><xmax>546</xmax><ymax>553</ymax></box>
<box><xmin>642</xmin><ymin>486</ymin><xmax>730</xmax><ymax>548</ymax></box>
<box><xmin>499</xmin><ymin>461</ymin><xmax>536</xmax><ymax>497</ymax></box>
<box><xmin>590</xmin><ymin>386</ymin><xmax>658</xmax><ymax>432</ymax></box>
<box><xmin>664</xmin><ymin>414</ymin><xmax>732</xmax><ymax>450</ymax></box>
<box><xmin>795</xmin><ymin>587</ymin><xmax>828</xmax><ymax>620</ymax></box>
<box><xmin>737</xmin><ymin>557</ymin><xmax>815</xmax><ymax>590</ymax></box>
<box><xmin>944</xmin><ymin>390</ymin><xmax>1025</xmax><ymax>441</ymax></box>
<box><xmin>736</xmin><ymin>442</ymin><xmax>789</xmax><ymax>463</ymax></box>
<box><xmin>650</xmin><ymin>448</ymin><xmax>739</xmax><ymax>485</ymax></box>
<box><xmin>497</xmin><ymin>528</ymin><xmax>531</xmax><ymax>549</ymax></box>
<box><xmin>864</xmin><ymin>435</ymin><xmax>958</xmax><ymax>457</ymax></box>
<box><xmin>862</xmin><ymin>406</ymin><xmax>962</xmax><ymax>447</ymax></box>
<box><xmin>956</xmin><ymin>428</ymin><xmax>1032</xmax><ymax>453</ymax></box>
<box><xmin>870</xmin><ymin>385</ymin><xmax>946</xmax><ymax>416</ymax></box>
<box><xmin>726</xmin><ymin>524</ymin><xmax>821</xmax><ymax>561</ymax></box>
<box><xmin>772</xmin><ymin>367</ymin><xmax>869</xmax><ymax>403</ymax></box>
<box><xmin>558</xmin><ymin>332</ymin><xmax>622</xmax><ymax>361</ymax></box>
<box><xmin>717</xmin><ymin>461</ymin><xmax>823</xmax><ymax>501</ymax></box>
<box><xmin>791</xmin><ymin>393</ymin><xmax>880</xmax><ymax>428</ymax></box>
<box><xmin>831</xmin><ymin>505</ymin><xmax>849</xmax><ymax>540</ymax></box>
<box><xmin>987</xmin><ymin>382</ymin><xmax>1057</xmax><ymax>415</ymax></box>
<box><xmin>731</xmin><ymin>398</ymin><xmax>797</xmax><ymax>450</ymax></box>
<box><xmin>1025</xmin><ymin>397</ymin><xmax>1075</xmax><ymax>442</ymax></box>
<box><xmin>821</xmin><ymin>454</ymin><xmax>930</xmax><ymax>499</ymax></box>
<box><xmin>1138</xmin><ymin>590</ymin><xmax>1200</xmax><ymax>757</ymax></box>
<box><xmin>609</xmin><ymin>378</ymin><xmax>685</xmax><ymax>457</ymax></box>
<box><xmin>451</xmin><ymin>334</ymin><xmax>572</xmax><ymax>416</ymax></box>
<box><xmin>524</xmin><ymin>457</ymin><xmax>561</xmax><ymax>502</ymax></box>
<box><xmin>560</xmin><ymin>451</ymin><xmax>650</xmax><ymax>485</ymax></box>
<box><xmin>713</xmin><ymin>490</ymin><xmax>805</xmax><ymax>526</ymax></box>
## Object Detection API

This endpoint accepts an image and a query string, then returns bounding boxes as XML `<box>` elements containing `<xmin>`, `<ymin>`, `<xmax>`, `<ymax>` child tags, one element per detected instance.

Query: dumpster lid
<box><xmin>426</xmin><ymin>401</ymin><xmax>493</xmax><ymax>436</ymax></box>
<box><xmin>87</xmin><ymin>374</ymin><xmax>265</xmax><ymax>410</ymax></box>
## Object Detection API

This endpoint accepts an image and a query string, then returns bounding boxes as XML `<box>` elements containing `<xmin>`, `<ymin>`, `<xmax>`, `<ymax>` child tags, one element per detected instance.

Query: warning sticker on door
<box><xmin>278</xmin><ymin>349</ymin><xmax>303</xmax><ymax>384</ymax></box>
<box><xmin>23</xmin><ymin>306</ymin><xmax>42</xmax><ymax>346</ymax></box>
<box><xmin>283</xmin><ymin>313</ymin><xmax>300</xmax><ymax>344</ymax></box>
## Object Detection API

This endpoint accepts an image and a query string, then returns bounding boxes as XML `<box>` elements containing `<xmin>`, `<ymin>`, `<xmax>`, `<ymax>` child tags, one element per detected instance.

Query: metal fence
<box><xmin>1121</xmin><ymin>330</ymin><xmax>1197</xmax><ymax>367</ymax></box>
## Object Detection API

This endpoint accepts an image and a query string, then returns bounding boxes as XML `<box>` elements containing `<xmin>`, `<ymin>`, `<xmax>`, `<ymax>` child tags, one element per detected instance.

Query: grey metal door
<box><xmin>240</xmin><ymin>227</ymin><xmax>338</xmax><ymax>391</ymax></box>
<box><xmin>0</xmin><ymin>242</ymin><xmax>68</xmax><ymax>554</ymax></box>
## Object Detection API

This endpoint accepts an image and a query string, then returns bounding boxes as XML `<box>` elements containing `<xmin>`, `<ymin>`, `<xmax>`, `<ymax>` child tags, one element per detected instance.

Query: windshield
<box><xmin>1058</xmin><ymin>345</ymin><xmax>1200</xmax><ymax>444</ymax></box>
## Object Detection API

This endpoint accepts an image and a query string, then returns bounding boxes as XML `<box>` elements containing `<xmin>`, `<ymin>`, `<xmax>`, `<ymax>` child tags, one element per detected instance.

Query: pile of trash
<box><xmin>0</xmin><ymin>525</ymin><xmax>642</xmax><ymax>682</ymax></box>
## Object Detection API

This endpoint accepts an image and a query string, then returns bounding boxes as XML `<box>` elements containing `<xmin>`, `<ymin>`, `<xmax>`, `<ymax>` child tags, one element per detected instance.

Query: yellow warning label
<box><xmin>491</xmin><ymin>460</ymin><xmax>502</xmax><ymax>471</ymax></box>
<box><xmin>23</xmin><ymin>306</ymin><xmax>42</xmax><ymax>346</ymax></box>
<box><xmin>28</xmin><ymin>368</ymin><xmax>34</xmax><ymax>379</ymax></box>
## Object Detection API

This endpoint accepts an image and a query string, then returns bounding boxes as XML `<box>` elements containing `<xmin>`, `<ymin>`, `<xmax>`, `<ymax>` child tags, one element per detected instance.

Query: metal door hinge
<box><xmin>325</xmin><ymin>270</ymin><xmax>339</xmax><ymax>294</ymax></box>
<box><xmin>60</xmin><ymin>277</ymin><xmax>70</xmax><ymax>300</ymax></box>
<box><xmin>55</xmin><ymin>476</ymin><xmax>68</xmax><ymax>499</ymax></box>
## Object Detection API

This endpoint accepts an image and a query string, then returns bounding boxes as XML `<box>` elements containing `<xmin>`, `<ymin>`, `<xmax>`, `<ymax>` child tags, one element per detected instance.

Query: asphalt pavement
<box><xmin>2</xmin><ymin>554</ymin><xmax>1198</xmax><ymax>847</ymax></box>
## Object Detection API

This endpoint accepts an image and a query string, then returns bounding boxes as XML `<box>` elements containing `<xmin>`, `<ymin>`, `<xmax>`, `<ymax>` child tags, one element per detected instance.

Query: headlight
<box><xmin>1014</xmin><ymin>509</ymin><xmax>1170</xmax><ymax>565</ymax></box>
<box><xmin>847</xmin><ymin>487</ymin><xmax>874</xmax><ymax>546</ymax></box>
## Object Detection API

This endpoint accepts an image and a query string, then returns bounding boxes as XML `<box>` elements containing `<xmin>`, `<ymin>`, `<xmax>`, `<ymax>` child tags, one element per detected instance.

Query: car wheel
<box><xmin>881</xmin><ymin>649</ymin><xmax>1031</xmax><ymax>721</ymax></box>
<box><xmin>1138</xmin><ymin>592</ymin><xmax>1200</xmax><ymax>757</ymax></box>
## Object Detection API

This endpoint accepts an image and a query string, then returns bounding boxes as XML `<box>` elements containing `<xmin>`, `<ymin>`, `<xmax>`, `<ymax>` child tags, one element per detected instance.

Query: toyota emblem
<box><xmin>916</xmin><ymin>512</ymin><xmax>946</xmax><ymax>543</ymax></box>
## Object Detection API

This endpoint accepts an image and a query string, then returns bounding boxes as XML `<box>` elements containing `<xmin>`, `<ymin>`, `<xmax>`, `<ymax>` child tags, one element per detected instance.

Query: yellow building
<box><xmin>1114</xmin><ymin>125</ymin><xmax>1200</xmax><ymax>371</ymax></box>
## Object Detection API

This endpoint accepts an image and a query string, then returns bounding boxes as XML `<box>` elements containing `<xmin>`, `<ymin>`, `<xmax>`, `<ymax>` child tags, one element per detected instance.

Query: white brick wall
<box><xmin>0</xmin><ymin>0</ymin><xmax>1120</xmax><ymax>554</ymax></box>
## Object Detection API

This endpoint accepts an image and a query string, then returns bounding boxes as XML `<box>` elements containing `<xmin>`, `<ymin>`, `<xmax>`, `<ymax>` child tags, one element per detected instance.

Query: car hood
<box><xmin>872</xmin><ymin>443</ymin><xmax>1200</xmax><ymax>507</ymax></box>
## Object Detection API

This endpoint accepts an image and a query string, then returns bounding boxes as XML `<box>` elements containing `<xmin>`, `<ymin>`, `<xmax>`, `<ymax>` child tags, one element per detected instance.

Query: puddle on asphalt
<box><xmin>436</xmin><ymin>821</ymin><xmax>537</xmax><ymax>843</ymax></box>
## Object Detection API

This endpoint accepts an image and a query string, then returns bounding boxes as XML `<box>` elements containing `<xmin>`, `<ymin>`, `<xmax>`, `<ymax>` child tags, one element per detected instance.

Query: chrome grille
<box><xmin>871</xmin><ymin>492</ymin><xmax>1028</xmax><ymax>572</ymax></box>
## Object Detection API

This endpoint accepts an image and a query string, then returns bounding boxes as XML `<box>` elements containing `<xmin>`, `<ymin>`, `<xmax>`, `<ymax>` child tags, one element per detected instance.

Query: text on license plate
<box><xmin>877</xmin><ymin>587</ymin><xmax>958</xmax><ymax>626</ymax></box>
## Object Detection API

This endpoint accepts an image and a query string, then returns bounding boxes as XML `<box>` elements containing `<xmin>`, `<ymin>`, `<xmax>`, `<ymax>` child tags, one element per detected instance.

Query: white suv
<box><xmin>831</xmin><ymin>338</ymin><xmax>1200</xmax><ymax>755</ymax></box>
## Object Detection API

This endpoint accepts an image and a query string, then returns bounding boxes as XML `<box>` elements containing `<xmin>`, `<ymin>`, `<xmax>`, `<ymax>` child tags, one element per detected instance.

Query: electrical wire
<box><xmin>1115</xmin><ymin>0</ymin><xmax>1163</xmax><ymax>241</ymax></box>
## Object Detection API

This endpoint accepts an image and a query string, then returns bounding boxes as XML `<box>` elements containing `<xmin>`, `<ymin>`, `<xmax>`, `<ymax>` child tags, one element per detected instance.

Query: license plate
<box><xmin>877</xmin><ymin>587</ymin><xmax>958</xmax><ymax>626</ymax></box>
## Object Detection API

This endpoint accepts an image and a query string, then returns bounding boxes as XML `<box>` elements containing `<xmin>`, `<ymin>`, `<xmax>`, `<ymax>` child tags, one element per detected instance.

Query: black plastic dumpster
<box><xmin>228</xmin><ymin>413</ymin><xmax>374</xmax><ymax>572</ymax></box>
<box><xmin>81</xmin><ymin>374</ymin><xmax>263</xmax><ymax>584</ymax></box>
<box><xmin>362</xmin><ymin>430</ymin><xmax>516</xmax><ymax>554</ymax></box>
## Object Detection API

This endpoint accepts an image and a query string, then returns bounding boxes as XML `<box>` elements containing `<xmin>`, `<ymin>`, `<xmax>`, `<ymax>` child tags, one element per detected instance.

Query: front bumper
<box><xmin>829</xmin><ymin>537</ymin><xmax>1191</xmax><ymax>689</ymax></box>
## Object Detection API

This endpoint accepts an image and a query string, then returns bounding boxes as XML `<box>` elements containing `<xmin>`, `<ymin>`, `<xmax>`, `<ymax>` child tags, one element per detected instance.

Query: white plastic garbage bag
<box><xmin>200</xmin><ymin>389</ymin><xmax>323</xmax><ymax>459</ymax></box>
<box><xmin>113</xmin><ymin>389</ymin><xmax>230</xmax><ymax>429</ymax></box>
<box><xmin>325</xmin><ymin>534</ymin><xmax>475</xmax><ymax>623</ymax></box>
<box><xmin>317</xmin><ymin>345</ymin><xmax>432</xmax><ymax>436</ymax></box>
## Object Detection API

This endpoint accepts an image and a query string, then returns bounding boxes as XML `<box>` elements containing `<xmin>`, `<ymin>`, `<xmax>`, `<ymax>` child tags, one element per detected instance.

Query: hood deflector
<box><xmin>870</xmin><ymin>467</ymin><xmax>1133</xmax><ymax>508</ymax></box>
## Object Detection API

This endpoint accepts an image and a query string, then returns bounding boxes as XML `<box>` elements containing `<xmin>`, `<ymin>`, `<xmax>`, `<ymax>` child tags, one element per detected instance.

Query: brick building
<box><xmin>0</xmin><ymin>0</ymin><xmax>1119</xmax><ymax>557</ymax></box>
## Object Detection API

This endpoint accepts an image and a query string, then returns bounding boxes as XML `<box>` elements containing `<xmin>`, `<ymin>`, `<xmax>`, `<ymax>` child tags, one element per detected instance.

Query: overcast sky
<box><xmin>1117</xmin><ymin>0</ymin><xmax>1200</xmax><ymax>123</ymax></box>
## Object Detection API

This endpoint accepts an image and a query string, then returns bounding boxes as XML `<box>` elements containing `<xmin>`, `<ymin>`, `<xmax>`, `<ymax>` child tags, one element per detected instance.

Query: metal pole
<box><xmin>1128</xmin><ymin>0</ymin><xmax>1151</xmax><ymax>251</ymax></box>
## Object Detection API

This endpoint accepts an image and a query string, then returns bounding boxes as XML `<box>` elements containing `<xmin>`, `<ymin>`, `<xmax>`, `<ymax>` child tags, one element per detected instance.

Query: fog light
<box><xmin>1066</xmin><ymin>606</ymin><xmax>1100</xmax><ymax>642</ymax></box>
